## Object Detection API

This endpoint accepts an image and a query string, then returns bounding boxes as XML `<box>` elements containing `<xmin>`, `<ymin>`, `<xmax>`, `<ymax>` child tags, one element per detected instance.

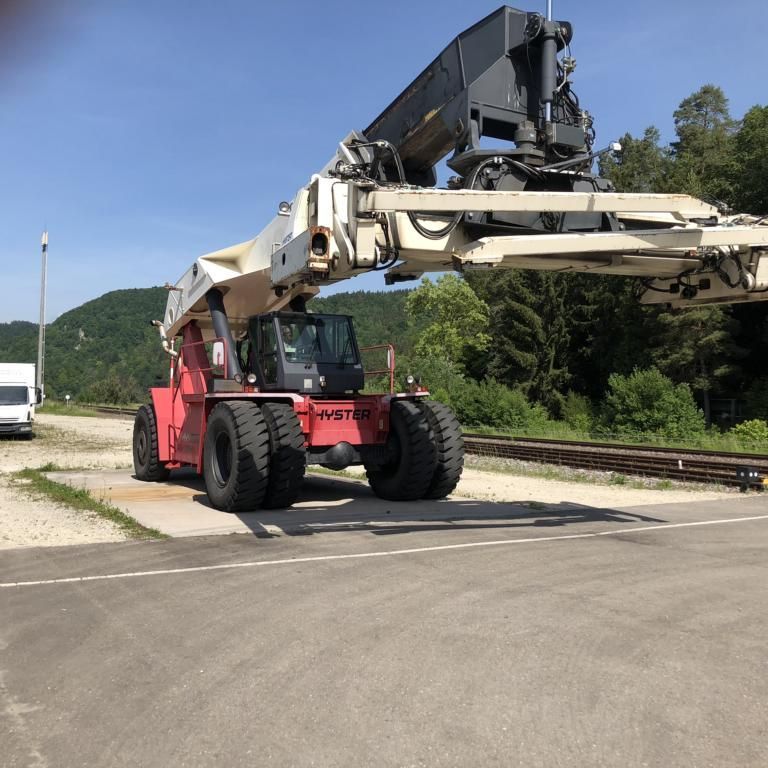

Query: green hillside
<box><xmin>0</xmin><ymin>287</ymin><xmax>413</xmax><ymax>401</ymax></box>
<box><xmin>311</xmin><ymin>290</ymin><xmax>413</xmax><ymax>350</ymax></box>
<box><xmin>0</xmin><ymin>288</ymin><xmax>169</xmax><ymax>401</ymax></box>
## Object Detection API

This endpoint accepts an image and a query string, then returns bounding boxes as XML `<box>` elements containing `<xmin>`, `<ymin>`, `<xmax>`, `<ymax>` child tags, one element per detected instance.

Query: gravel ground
<box><xmin>0</xmin><ymin>413</ymin><xmax>736</xmax><ymax>550</ymax></box>
<box><xmin>0</xmin><ymin>413</ymin><xmax>133</xmax><ymax>550</ymax></box>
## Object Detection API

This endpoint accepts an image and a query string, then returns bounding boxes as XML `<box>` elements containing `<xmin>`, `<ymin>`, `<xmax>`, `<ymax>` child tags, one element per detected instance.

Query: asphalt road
<box><xmin>2</xmin><ymin>493</ymin><xmax>767</xmax><ymax>767</ymax></box>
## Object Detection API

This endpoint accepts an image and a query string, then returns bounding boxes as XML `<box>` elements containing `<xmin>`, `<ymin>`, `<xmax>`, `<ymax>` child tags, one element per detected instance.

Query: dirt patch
<box><xmin>0</xmin><ymin>413</ymin><xmax>133</xmax><ymax>474</ymax></box>
<box><xmin>0</xmin><ymin>477</ymin><xmax>129</xmax><ymax>550</ymax></box>
<box><xmin>0</xmin><ymin>412</ymin><xmax>134</xmax><ymax>549</ymax></box>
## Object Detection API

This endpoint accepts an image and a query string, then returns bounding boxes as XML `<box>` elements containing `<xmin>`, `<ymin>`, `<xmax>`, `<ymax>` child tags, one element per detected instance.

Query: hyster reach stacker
<box><xmin>134</xmin><ymin>3</ymin><xmax>768</xmax><ymax>511</ymax></box>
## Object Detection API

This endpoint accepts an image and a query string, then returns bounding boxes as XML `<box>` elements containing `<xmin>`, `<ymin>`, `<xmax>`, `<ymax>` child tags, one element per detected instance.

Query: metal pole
<box><xmin>36</xmin><ymin>231</ymin><xmax>48</xmax><ymax>402</ymax></box>
<box><xmin>544</xmin><ymin>0</ymin><xmax>554</xmax><ymax>125</ymax></box>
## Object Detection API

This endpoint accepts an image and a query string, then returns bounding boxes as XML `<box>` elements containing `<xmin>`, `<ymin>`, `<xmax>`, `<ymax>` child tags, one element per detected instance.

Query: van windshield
<box><xmin>0</xmin><ymin>386</ymin><xmax>28</xmax><ymax>405</ymax></box>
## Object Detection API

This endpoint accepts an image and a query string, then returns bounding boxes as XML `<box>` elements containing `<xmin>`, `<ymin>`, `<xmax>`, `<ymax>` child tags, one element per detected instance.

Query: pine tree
<box><xmin>669</xmin><ymin>84</ymin><xmax>737</xmax><ymax>206</ymax></box>
<box><xmin>466</xmin><ymin>271</ymin><xmax>571</xmax><ymax>416</ymax></box>
<box><xmin>732</xmin><ymin>105</ymin><xmax>768</xmax><ymax>214</ymax></box>
<box><xmin>599</xmin><ymin>126</ymin><xmax>671</xmax><ymax>193</ymax></box>
<box><xmin>650</xmin><ymin>306</ymin><xmax>746</xmax><ymax>425</ymax></box>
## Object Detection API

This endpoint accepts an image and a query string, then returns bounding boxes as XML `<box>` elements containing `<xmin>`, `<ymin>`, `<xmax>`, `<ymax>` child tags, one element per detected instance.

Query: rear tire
<box><xmin>133</xmin><ymin>404</ymin><xmax>170</xmax><ymax>482</ymax></box>
<box><xmin>418</xmin><ymin>401</ymin><xmax>464</xmax><ymax>498</ymax></box>
<box><xmin>203</xmin><ymin>401</ymin><xmax>270</xmax><ymax>512</ymax></box>
<box><xmin>365</xmin><ymin>400</ymin><xmax>437</xmax><ymax>501</ymax></box>
<box><xmin>261</xmin><ymin>403</ymin><xmax>306</xmax><ymax>509</ymax></box>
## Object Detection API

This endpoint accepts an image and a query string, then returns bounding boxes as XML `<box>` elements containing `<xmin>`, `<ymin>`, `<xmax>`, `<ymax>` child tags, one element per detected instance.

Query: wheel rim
<box><xmin>136</xmin><ymin>427</ymin><xmax>148</xmax><ymax>466</ymax></box>
<box><xmin>213</xmin><ymin>431</ymin><xmax>233</xmax><ymax>487</ymax></box>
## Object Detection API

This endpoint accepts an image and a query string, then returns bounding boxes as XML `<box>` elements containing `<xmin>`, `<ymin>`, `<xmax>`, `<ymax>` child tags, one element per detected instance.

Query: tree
<box><xmin>599</xmin><ymin>127</ymin><xmax>671</xmax><ymax>193</ymax></box>
<box><xmin>669</xmin><ymin>84</ymin><xmax>737</xmax><ymax>205</ymax></box>
<box><xmin>564</xmin><ymin>274</ymin><xmax>657</xmax><ymax>401</ymax></box>
<box><xmin>732</xmin><ymin>105</ymin><xmax>768</xmax><ymax>214</ymax></box>
<box><xmin>600</xmin><ymin>368</ymin><xmax>706</xmax><ymax>441</ymax></box>
<box><xmin>650</xmin><ymin>306</ymin><xmax>746</xmax><ymax>425</ymax></box>
<box><xmin>466</xmin><ymin>270</ymin><xmax>572</xmax><ymax>415</ymax></box>
<box><xmin>405</xmin><ymin>274</ymin><xmax>490</xmax><ymax>371</ymax></box>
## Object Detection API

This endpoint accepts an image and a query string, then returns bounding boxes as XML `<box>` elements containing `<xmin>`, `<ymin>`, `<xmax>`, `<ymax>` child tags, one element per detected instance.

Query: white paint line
<box><xmin>2</xmin><ymin>513</ymin><xmax>768</xmax><ymax>589</ymax></box>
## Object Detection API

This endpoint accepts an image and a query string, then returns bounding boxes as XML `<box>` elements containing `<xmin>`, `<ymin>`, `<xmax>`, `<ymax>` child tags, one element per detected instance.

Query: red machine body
<box><xmin>150</xmin><ymin>323</ymin><xmax>393</xmax><ymax>473</ymax></box>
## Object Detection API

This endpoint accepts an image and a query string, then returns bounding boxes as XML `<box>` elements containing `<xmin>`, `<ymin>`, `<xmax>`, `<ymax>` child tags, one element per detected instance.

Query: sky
<box><xmin>1</xmin><ymin>0</ymin><xmax>766</xmax><ymax>323</ymax></box>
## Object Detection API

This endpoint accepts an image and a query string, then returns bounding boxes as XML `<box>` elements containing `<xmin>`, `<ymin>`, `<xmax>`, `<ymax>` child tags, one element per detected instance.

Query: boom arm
<box><xmin>160</xmin><ymin>5</ymin><xmax>768</xmax><ymax>343</ymax></box>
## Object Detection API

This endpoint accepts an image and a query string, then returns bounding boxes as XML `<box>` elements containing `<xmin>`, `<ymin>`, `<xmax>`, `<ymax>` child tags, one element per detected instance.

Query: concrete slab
<box><xmin>43</xmin><ymin>470</ymin><xmax>528</xmax><ymax>537</ymax></box>
<box><xmin>45</xmin><ymin>468</ymin><xmax>671</xmax><ymax>539</ymax></box>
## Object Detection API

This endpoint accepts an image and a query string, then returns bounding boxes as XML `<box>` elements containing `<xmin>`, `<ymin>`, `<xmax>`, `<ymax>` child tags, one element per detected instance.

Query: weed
<box><xmin>11</xmin><ymin>466</ymin><xmax>167</xmax><ymax>540</ymax></box>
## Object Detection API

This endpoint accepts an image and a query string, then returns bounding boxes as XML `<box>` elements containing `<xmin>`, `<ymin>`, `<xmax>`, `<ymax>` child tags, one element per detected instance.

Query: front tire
<box><xmin>203</xmin><ymin>402</ymin><xmax>270</xmax><ymax>512</ymax></box>
<box><xmin>261</xmin><ymin>403</ymin><xmax>306</xmax><ymax>509</ymax></box>
<box><xmin>365</xmin><ymin>400</ymin><xmax>437</xmax><ymax>501</ymax></box>
<box><xmin>133</xmin><ymin>404</ymin><xmax>170</xmax><ymax>481</ymax></box>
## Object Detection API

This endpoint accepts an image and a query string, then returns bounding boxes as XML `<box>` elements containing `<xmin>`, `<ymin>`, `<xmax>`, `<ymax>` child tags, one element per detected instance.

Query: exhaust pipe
<box><xmin>206</xmin><ymin>289</ymin><xmax>242</xmax><ymax>379</ymax></box>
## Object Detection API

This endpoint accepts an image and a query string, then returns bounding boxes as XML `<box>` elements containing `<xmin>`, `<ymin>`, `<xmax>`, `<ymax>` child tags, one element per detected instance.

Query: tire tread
<box><xmin>261</xmin><ymin>403</ymin><xmax>306</xmax><ymax>508</ymax></box>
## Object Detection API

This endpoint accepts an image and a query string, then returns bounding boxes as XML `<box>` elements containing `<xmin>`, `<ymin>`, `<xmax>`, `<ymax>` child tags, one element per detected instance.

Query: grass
<box><xmin>11</xmin><ymin>463</ymin><xmax>167</xmax><ymax>540</ymax></box>
<box><xmin>40</xmin><ymin>401</ymin><xmax>139</xmax><ymax>417</ymax></box>
<box><xmin>465</xmin><ymin>422</ymin><xmax>768</xmax><ymax>455</ymax></box>
<box><xmin>38</xmin><ymin>402</ymin><xmax>105</xmax><ymax>417</ymax></box>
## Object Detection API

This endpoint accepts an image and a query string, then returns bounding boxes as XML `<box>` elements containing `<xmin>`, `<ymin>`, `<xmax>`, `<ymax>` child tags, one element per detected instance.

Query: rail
<box><xmin>463</xmin><ymin>434</ymin><xmax>768</xmax><ymax>487</ymax></box>
<box><xmin>359</xmin><ymin>344</ymin><xmax>396</xmax><ymax>394</ymax></box>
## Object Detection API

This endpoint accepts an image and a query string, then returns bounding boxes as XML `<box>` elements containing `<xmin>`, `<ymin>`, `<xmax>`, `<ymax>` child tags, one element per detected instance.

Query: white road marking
<box><xmin>2</xmin><ymin>513</ymin><xmax>768</xmax><ymax>589</ymax></box>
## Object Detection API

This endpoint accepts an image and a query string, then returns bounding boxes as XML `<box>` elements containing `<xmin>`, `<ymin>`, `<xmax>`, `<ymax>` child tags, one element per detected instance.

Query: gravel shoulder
<box><xmin>0</xmin><ymin>413</ymin><xmax>737</xmax><ymax>551</ymax></box>
<box><xmin>0</xmin><ymin>413</ymin><xmax>133</xmax><ymax>550</ymax></box>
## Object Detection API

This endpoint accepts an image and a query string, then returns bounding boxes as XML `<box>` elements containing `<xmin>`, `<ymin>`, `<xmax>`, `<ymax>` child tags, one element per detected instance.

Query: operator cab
<box><xmin>244</xmin><ymin>311</ymin><xmax>364</xmax><ymax>395</ymax></box>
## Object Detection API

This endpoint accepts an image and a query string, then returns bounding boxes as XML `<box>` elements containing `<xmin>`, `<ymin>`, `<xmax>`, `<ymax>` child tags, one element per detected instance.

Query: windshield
<box><xmin>279</xmin><ymin>316</ymin><xmax>358</xmax><ymax>365</ymax></box>
<box><xmin>0</xmin><ymin>386</ymin><xmax>29</xmax><ymax>406</ymax></box>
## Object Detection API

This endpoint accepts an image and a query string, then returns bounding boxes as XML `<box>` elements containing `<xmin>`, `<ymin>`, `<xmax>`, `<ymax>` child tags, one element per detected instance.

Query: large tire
<box><xmin>203</xmin><ymin>401</ymin><xmax>270</xmax><ymax>512</ymax></box>
<box><xmin>418</xmin><ymin>401</ymin><xmax>464</xmax><ymax>499</ymax></box>
<box><xmin>133</xmin><ymin>404</ymin><xmax>170</xmax><ymax>482</ymax></box>
<box><xmin>261</xmin><ymin>402</ymin><xmax>306</xmax><ymax>509</ymax></box>
<box><xmin>365</xmin><ymin>400</ymin><xmax>437</xmax><ymax>501</ymax></box>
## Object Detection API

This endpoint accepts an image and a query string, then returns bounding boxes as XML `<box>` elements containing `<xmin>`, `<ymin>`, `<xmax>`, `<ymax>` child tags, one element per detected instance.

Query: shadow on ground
<box><xmin>155</xmin><ymin>468</ymin><xmax>668</xmax><ymax>540</ymax></box>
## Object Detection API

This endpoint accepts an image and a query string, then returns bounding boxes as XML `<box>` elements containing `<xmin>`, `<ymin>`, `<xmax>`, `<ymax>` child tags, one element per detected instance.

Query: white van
<box><xmin>0</xmin><ymin>363</ymin><xmax>42</xmax><ymax>437</ymax></box>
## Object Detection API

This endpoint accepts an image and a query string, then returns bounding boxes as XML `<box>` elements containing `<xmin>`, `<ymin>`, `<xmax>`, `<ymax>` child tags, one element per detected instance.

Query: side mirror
<box><xmin>35</xmin><ymin>388</ymin><xmax>42</xmax><ymax>405</ymax></box>
<box><xmin>212</xmin><ymin>341</ymin><xmax>225</xmax><ymax>367</ymax></box>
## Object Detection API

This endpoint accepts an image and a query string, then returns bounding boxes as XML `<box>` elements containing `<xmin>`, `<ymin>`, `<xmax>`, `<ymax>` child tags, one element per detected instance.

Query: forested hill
<box><xmin>0</xmin><ymin>288</ymin><xmax>170</xmax><ymax>401</ymax></box>
<box><xmin>0</xmin><ymin>287</ymin><xmax>411</xmax><ymax>401</ymax></box>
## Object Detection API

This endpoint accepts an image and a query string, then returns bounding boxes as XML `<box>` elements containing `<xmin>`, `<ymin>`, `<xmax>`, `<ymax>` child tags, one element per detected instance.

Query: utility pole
<box><xmin>36</xmin><ymin>231</ymin><xmax>48</xmax><ymax>403</ymax></box>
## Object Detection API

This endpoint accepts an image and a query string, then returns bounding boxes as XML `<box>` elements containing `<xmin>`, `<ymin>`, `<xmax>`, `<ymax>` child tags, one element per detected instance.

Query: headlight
<box><xmin>246</xmin><ymin>373</ymin><xmax>257</xmax><ymax>385</ymax></box>
<box><xmin>406</xmin><ymin>374</ymin><xmax>415</xmax><ymax>385</ymax></box>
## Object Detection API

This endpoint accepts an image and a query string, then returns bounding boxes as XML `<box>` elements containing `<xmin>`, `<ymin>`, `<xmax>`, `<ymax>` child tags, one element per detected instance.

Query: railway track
<box><xmin>85</xmin><ymin>406</ymin><xmax>765</xmax><ymax>488</ymax></box>
<box><xmin>463</xmin><ymin>434</ymin><xmax>768</xmax><ymax>488</ymax></box>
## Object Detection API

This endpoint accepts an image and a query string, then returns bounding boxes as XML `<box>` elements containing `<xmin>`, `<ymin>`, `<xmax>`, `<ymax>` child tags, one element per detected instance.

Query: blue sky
<box><xmin>1</xmin><ymin>0</ymin><xmax>765</xmax><ymax>323</ymax></box>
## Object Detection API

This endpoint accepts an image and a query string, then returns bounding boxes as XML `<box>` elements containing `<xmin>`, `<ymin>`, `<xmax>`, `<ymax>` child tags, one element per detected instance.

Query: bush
<box><xmin>600</xmin><ymin>367</ymin><xmax>706</xmax><ymax>441</ymax></box>
<box><xmin>81</xmin><ymin>374</ymin><xmax>140</xmax><ymax>405</ymax></box>
<box><xmin>561</xmin><ymin>391</ymin><xmax>593</xmax><ymax>433</ymax></box>
<box><xmin>404</xmin><ymin>354</ymin><xmax>547</xmax><ymax>431</ymax></box>
<box><xmin>440</xmin><ymin>377</ymin><xmax>547</xmax><ymax>431</ymax></box>
<box><xmin>729</xmin><ymin>419</ymin><xmax>768</xmax><ymax>444</ymax></box>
